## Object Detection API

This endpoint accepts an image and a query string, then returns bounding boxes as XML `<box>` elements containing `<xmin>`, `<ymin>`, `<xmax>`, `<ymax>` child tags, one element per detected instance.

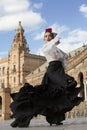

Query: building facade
<box><xmin>0</xmin><ymin>22</ymin><xmax>46</xmax><ymax>119</ymax></box>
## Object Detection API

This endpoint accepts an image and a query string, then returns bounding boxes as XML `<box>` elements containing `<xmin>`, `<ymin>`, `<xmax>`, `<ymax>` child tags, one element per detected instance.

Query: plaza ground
<box><xmin>0</xmin><ymin>117</ymin><xmax>87</xmax><ymax>130</ymax></box>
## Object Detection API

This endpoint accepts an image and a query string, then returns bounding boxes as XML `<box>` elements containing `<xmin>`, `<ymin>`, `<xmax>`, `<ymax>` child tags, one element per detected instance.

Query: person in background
<box><xmin>10</xmin><ymin>28</ymin><xmax>83</xmax><ymax>127</ymax></box>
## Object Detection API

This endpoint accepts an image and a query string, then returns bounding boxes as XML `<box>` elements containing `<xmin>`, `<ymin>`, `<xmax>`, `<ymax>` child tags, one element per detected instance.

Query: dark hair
<box><xmin>51</xmin><ymin>33</ymin><xmax>55</xmax><ymax>39</ymax></box>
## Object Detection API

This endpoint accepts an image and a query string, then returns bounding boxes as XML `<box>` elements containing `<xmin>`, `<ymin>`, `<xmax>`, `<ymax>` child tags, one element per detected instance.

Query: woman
<box><xmin>10</xmin><ymin>28</ymin><xmax>83</xmax><ymax>127</ymax></box>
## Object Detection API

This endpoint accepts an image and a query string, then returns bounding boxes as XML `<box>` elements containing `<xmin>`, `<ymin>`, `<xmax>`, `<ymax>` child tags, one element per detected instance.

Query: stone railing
<box><xmin>67</xmin><ymin>47</ymin><xmax>87</xmax><ymax>71</ymax></box>
<box><xmin>66</xmin><ymin>101</ymin><xmax>87</xmax><ymax>118</ymax></box>
<box><xmin>25</xmin><ymin>62</ymin><xmax>47</xmax><ymax>86</ymax></box>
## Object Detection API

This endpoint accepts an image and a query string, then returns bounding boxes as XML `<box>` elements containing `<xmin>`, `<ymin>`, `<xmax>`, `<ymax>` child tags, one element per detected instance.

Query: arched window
<box><xmin>23</xmin><ymin>43</ymin><xmax>24</xmax><ymax>47</ymax></box>
<box><xmin>2</xmin><ymin>67</ymin><xmax>5</xmax><ymax>75</ymax></box>
<box><xmin>14</xmin><ymin>77</ymin><xmax>16</xmax><ymax>86</ymax></box>
<box><xmin>13</xmin><ymin>65</ymin><xmax>16</xmax><ymax>72</ymax></box>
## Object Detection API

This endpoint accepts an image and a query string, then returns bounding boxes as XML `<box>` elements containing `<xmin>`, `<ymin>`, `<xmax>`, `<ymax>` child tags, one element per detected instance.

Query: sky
<box><xmin>0</xmin><ymin>0</ymin><xmax>87</xmax><ymax>59</ymax></box>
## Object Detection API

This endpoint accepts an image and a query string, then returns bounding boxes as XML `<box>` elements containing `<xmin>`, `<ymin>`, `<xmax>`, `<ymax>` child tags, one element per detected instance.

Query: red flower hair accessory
<box><xmin>45</xmin><ymin>28</ymin><xmax>57</xmax><ymax>38</ymax></box>
<box><xmin>45</xmin><ymin>28</ymin><xmax>52</xmax><ymax>33</ymax></box>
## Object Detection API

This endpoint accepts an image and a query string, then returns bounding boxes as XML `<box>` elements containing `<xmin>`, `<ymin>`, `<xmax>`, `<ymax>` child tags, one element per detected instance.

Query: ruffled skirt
<box><xmin>10</xmin><ymin>61</ymin><xmax>83</xmax><ymax>127</ymax></box>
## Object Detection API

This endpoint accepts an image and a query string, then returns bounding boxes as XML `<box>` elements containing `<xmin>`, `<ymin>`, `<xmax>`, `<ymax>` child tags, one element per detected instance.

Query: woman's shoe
<box><xmin>10</xmin><ymin>120</ymin><xmax>18</xmax><ymax>127</ymax></box>
<box><xmin>56</xmin><ymin>122</ymin><xmax>63</xmax><ymax>125</ymax></box>
<box><xmin>18</xmin><ymin>117</ymin><xmax>31</xmax><ymax>127</ymax></box>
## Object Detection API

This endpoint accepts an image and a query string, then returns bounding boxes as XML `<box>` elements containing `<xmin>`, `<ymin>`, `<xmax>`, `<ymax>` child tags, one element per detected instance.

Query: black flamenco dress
<box><xmin>10</xmin><ymin>38</ymin><xmax>83</xmax><ymax>127</ymax></box>
<box><xmin>10</xmin><ymin>61</ymin><xmax>83</xmax><ymax>127</ymax></box>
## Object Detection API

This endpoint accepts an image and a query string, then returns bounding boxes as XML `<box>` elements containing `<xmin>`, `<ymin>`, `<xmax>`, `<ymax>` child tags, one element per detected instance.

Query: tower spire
<box><xmin>11</xmin><ymin>21</ymin><xmax>30</xmax><ymax>53</ymax></box>
<box><xmin>19</xmin><ymin>21</ymin><xmax>21</xmax><ymax>25</ymax></box>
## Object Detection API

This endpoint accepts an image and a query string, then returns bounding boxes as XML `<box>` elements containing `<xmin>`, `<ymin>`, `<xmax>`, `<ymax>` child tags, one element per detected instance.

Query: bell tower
<box><xmin>7</xmin><ymin>21</ymin><xmax>46</xmax><ymax>89</ymax></box>
<box><xmin>8</xmin><ymin>21</ymin><xmax>30</xmax><ymax>88</ymax></box>
<box><xmin>12</xmin><ymin>21</ymin><xmax>29</xmax><ymax>53</ymax></box>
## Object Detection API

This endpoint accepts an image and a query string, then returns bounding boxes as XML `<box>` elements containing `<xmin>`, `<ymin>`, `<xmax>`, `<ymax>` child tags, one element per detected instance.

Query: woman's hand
<box><xmin>55</xmin><ymin>40</ymin><xmax>60</xmax><ymax>45</ymax></box>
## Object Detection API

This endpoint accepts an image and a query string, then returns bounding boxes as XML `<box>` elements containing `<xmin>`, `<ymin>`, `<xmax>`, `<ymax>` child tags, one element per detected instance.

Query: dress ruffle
<box><xmin>10</xmin><ymin>61</ymin><xmax>83</xmax><ymax>127</ymax></box>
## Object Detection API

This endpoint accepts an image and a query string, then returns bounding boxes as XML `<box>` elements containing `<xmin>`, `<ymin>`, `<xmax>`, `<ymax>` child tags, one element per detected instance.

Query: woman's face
<box><xmin>44</xmin><ymin>32</ymin><xmax>53</xmax><ymax>43</ymax></box>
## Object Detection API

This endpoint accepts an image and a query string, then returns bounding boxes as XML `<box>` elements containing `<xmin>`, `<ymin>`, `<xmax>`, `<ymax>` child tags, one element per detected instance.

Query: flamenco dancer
<box><xmin>10</xmin><ymin>28</ymin><xmax>83</xmax><ymax>127</ymax></box>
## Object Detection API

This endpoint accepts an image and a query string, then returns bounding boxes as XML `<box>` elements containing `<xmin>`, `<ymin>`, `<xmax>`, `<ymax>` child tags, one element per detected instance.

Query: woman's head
<box><xmin>44</xmin><ymin>28</ymin><xmax>57</xmax><ymax>43</ymax></box>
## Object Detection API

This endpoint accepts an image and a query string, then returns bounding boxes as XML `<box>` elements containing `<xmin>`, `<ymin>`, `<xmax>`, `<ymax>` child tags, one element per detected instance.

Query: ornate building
<box><xmin>0</xmin><ymin>22</ymin><xmax>46</xmax><ymax>119</ymax></box>
<box><xmin>0</xmin><ymin>21</ymin><xmax>87</xmax><ymax>120</ymax></box>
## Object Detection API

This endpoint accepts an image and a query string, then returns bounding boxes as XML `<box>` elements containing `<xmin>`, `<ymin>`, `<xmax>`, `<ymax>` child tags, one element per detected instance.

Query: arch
<box><xmin>78</xmin><ymin>72</ymin><xmax>85</xmax><ymax>101</ymax></box>
<box><xmin>0</xmin><ymin>96</ymin><xmax>2</xmax><ymax>116</ymax></box>
<box><xmin>78</xmin><ymin>72</ymin><xmax>83</xmax><ymax>82</ymax></box>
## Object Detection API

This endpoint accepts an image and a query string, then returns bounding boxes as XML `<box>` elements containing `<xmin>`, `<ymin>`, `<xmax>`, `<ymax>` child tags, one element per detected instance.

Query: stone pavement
<box><xmin>0</xmin><ymin>117</ymin><xmax>87</xmax><ymax>130</ymax></box>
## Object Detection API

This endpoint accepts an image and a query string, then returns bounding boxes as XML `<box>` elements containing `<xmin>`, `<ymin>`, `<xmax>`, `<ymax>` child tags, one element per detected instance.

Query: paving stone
<box><xmin>0</xmin><ymin>117</ymin><xmax>87</xmax><ymax>130</ymax></box>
